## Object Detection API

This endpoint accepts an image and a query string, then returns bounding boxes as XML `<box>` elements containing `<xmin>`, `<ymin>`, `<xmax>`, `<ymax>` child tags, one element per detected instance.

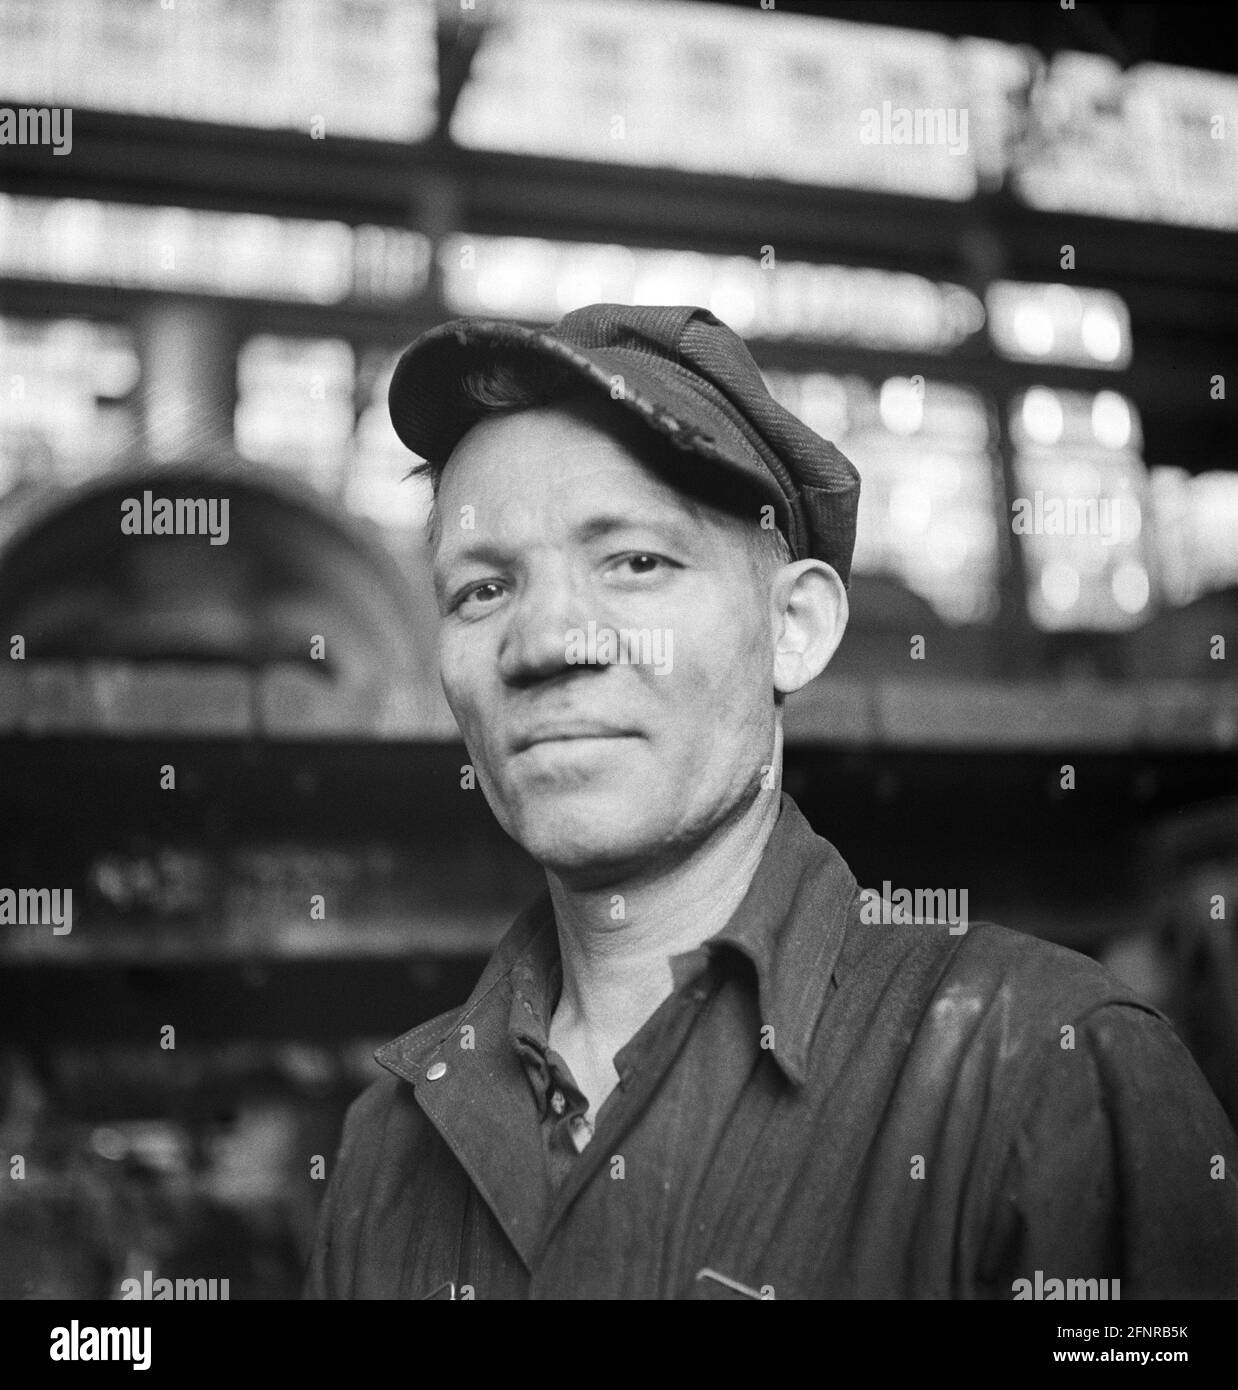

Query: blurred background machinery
<box><xmin>1</xmin><ymin>0</ymin><xmax>1236</xmax><ymax>1297</ymax></box>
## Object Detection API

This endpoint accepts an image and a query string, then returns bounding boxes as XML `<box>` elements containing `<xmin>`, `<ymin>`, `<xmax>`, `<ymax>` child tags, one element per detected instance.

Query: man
<box><xmin>306</xmin><ymin>304</ymin><xmax>1238</xmax><ymax>1300</ymax></box>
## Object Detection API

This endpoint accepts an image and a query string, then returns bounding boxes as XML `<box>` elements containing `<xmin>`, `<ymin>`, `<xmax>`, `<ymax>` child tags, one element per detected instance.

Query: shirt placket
<box><xmin>510</xmin><ymin>953</ymin><xmax>596</xmax><ymax>1184</ymax></box>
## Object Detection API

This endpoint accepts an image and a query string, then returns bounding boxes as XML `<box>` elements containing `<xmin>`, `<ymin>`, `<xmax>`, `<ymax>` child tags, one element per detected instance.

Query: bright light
<box><xmin>0</xmin><ymin>0</ymin><xmax>438</xmax><ymax>141</ymax></box>
<box><xmin>443</xmin><ymin>234</ymin><xmax>984</xmax><ymax>351</ymax></box>
<box><xmin>889</xmin><ymin>481</ymin><xmax>933</xmax><ymax>535</ymax></box>
<box><xmin>988</xmin><ymin>281</ymin><xmax>1130</xmax><ymax>369</ymax></box>
<box><xmin>555</xmin><ymin>267</ymin><xmax>608</xmax><ymax>314</ymax></box>
<box><xmin>1119</xmin><ymin>495</ymin><xmax>1142</xmax><ymax>542</ymax></box>
<box><xmin>708</xmin><ymin>278</ymin><xmax>758</xmax><ymax>335</ymax></box>
<box><xmin>1015</xmin><ymin>53</ymin><xmax>1238</xmax><ymax>232</ymax></box>
<box><xmin>449</xmin><ymin>0</ymin><xmax>984</xmax><ymax>198</ymax></box>
<box><xmin>1081</xmin><ymin>304</ymin><xmax>1123</xmax><ymax>363</ymax></box>
<box><xmin>634</xmin><ymin>252</ymin><xmax>714</xmax><ymax>308</ymax></box>
<box><xmin>1092</xmin><ymin>391</ymin><xmax>1133</xmax><ymax>449</ymax></box>
<box><xmin>0</xmin><ymin>316</ymin><xmax>141</xmax><ymax>485</ymax></box>
<box><xmin>1011</xmin><ymin>303</ymin><xmax>1055</xmax><ymax>356</ymax></box>
<box><xmin>791</xmin><ymin>374</ymin><xmax>851</xmax><ymax>438</ymax></box>
<box><xmin>1148</xmin><ymin>467</ymin><xmax>1238</xmax><ymax>606</ymax></box>
<box><xmin>879</xmin><ymin>378</ymin><xmax>925</xmax><ymax>436</ymax></box>
<box><xmin>1016</xmin><ymin>446</ymin><xmax>1154</xmax><ymax>630</ymax></box>
<box><xmin>1111</xmin><ymin>561</ymin><xmax>1150</xmax><ymax>613</ymax></box>
<box><xmin>476</xmin><ymin>265</ymin><xmax>528</xmax><ymax>314</ymax></box>
<box><xmin>771</xmin><ymin>373</ymin><xmax>998</xmax><ymax>623</ymax></box>
<box><xmin>1045</xmin><ymin>284</ymin><xmax>1083</xmax><ymax>324</ymax></box>
<box><xmin>1061</xmin><ymin>460</ymin><xmax>1101</xmax><ymax>495</ymax></box>
<box><xmin>0</xmin><ymin>195</ymin><xmax>429</xmax><ymax>304</ymax></box>
<box><xmin>1022</xmin><ymin>387</ymin><xmax>1064</xmax><ymax>446</ymax></box>
<box><xmin>935</xmin><ymin>457</ymin><xmax>963</xmax><ymax>496</ymax></box>
<box><xmin>1041</xmin><ymin>561</ymin><xmax>1081</xmax><ymax>610</ymax></box>
<box><xmin>235</xmin><ymin>336</ymin><xmax>355</xmax><ymax>485</ymax></box>
<box><xmin>927</xmin><ymin>522</ymin><xmax>970</xmax><ymax>572</ymax></box>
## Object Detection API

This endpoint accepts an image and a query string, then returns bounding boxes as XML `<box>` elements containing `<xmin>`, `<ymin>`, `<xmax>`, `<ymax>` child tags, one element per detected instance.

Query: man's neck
<box><xmin>544</xmin><ymin>789</ymin><xmax>782</xmax><ymax>1108</ymax></box>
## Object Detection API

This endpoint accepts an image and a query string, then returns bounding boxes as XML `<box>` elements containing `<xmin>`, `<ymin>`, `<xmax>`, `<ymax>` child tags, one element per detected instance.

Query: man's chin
<box><xmin>501</xmin><ymin>789</ymin><xmax>669</xmax><ymax>883</ymax></box>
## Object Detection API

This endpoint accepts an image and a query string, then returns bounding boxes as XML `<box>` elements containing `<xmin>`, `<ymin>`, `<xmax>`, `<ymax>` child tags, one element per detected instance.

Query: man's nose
<box><xmin>497</xmin><ymin>569</ymin><xmax>595</xmax><ymax>685</ymax></box>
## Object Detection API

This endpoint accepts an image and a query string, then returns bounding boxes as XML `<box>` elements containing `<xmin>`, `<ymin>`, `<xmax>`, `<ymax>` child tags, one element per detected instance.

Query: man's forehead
<box><xmin>435</xmin><ymin>476</ymin><xmax>703</xmax><ymax>556</ymax></box>
<box><xmin>436</xmin><ymin>405</ymin><xmax>708</xmax><ymax>533</ymax></box>
<box><xmin>444</xmin><ymin>400</ymin><xmax>662</xmax><ymax>475</ymax></box>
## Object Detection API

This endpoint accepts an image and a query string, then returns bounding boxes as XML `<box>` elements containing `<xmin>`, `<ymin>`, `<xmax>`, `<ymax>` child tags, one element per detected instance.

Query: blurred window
<box><xmin>441</xmin><ymin>234</ymin><xmax>985</xmax><ymax>352</ymax></box>
<box><xmin>1010</xmin><ymin>387</ymin><xmax>1151</xmax><ymax>631</ymax></box>
<box><xmin>987</xmin><ymin>282</ymin><xmax>1131</xmax><ymax>369</ymax></box>
<box><xmin>1014</xmin><ymin>54</ymin><xmax>1238</xmax><ymax>230</ymax></box>
<box><xmin>234</xmin><ymin>339</ymin><xmax>430</xmax><ymax>536</ymax></box>
<box><xmin>766</xmin><ymin>372</ymin><xmax>1000</xmax><ymax>624</ymax></box>
<box><xmin>1148</xmin><ymin>468</ymin><xmax>1238</xmax><ymax>607</ymax></box>
<box><xmin>0</xmin><ymin>317</ymin><xmax>140</xmax><ymax>491</ymax></box>
<box><xmin>347</xmin><ymin>347</ymin><xmax>430</xmax><ymax>533</ymax></box>
<box><xmin>235</xmin><ymin>337</ymin><xmax>355</xmax><ymax>494</ymax></box>
<box><xmin>451</xmin><ymin>0</ymin><xmax>1008</xmax><ymax>198</ymax></box>
<box><xmin>0</xmin><ymin>0</ymin><xmax>437</xmax><ymax>140</ymax></box>
<box><xmin>0</xmin><ymin>196</ymin><xmax>429</xmax><ymax>304</ymax></box>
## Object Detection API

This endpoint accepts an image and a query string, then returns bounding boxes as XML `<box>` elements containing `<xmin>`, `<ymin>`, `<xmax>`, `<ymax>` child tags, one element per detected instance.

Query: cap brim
<box><xmin>387</xmin><ymin>318</ymin><xmax>798</xmax><ymax>543</ymax></box>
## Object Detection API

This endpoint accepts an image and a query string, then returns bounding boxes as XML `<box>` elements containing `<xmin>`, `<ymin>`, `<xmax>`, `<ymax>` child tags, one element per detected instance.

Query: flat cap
<box><xmin>388</xmin><ymin>303</ymin><xmax>861</xmax><ymax>585</ymax></box>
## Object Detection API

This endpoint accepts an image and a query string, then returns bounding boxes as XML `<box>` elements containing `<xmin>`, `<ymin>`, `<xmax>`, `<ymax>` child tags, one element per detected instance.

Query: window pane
<box><xmin>767</xmin><ymin>372</ymin><xmax>1000</xmax><ymax>624</ymax></box>
<box><xmin>0</xmin><ymin>196</ymin><xmax>429</xmax><ymax>304</ymax></box>
<box><xmin>0</xmin><ymin>0</ymin><xmax>437</xmax><ymax>141</ymax></box>
<box><xmin>0</xmin><ymin>317</ymin><xmax>141</xmax><ymax>490</ymax></box>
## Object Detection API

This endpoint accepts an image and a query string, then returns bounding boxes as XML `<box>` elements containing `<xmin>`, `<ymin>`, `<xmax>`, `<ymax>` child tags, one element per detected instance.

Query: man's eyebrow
<box><xmin>436</xmin><ymin>539</ymin><xmax>515</xmax><ymax>571</ymax></box>
<box><xmin>572</xmin><ymin>513</ymin><xmax>700</xmax><ymax>546</ymax></box>
<box><xmin>438</xmin><ymin>514</ymin><xmax>696</xmax><ymax>570</ymax></box>
<box><xmin>431</xmin><ymin>539</ymin><xmax>513</xmax><ymax>604</ymax></box>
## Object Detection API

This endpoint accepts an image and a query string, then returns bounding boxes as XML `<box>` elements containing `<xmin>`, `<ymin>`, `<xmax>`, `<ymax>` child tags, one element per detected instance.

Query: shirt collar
<box><xmin>376</xmin><ymin>793</ymin><xmax>859</xmax><ymax>1090</ymax></box>
<box><xmin>374</xmin><ymin>893</ymin><xmax>556</xmax><ymax>1084</ymax></box>
<box><xmin>700</xmin><ymin>792</ymin><xmax>859</xmax><ymax>1086</ymax></box>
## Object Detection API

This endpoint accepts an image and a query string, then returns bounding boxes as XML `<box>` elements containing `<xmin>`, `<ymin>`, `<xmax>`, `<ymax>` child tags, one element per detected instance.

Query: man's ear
<box><xmin>770</xmin><ymin>560</ymin><xmax>849</xmax><ymax>696</ymax></box>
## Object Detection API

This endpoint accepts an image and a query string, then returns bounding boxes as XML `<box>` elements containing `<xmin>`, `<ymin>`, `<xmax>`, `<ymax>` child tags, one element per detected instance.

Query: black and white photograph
<box><xmin>1</xmin><ymin>0</ymin><xmax>1236</xmax><ymax>1361</ymax></box>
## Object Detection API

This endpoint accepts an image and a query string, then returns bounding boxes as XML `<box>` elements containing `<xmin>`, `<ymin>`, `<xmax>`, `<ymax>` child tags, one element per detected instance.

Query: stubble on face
<box><xmin>433</xmin><ymin>399</ymin><xmax>781</xmax><ymax>889</ymax></box>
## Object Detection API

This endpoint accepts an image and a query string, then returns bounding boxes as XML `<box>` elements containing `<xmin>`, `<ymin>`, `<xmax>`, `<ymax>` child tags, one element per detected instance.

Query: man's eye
<box><xmin>611</xmin><ymin>553</ymin><xmax>671</xmax><ymax>577</ymax></box>
<box><xmin>453</xmin><ymin>581</ymin><xmax>505</xmax><ymax>613</ymax></box>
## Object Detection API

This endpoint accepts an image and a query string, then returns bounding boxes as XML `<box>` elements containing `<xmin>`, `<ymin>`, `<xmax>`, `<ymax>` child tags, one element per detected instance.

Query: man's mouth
<box><xmin>511</xmin><ymin>722</ymin><xmax>639</xmax><ymax>754</ymax></box>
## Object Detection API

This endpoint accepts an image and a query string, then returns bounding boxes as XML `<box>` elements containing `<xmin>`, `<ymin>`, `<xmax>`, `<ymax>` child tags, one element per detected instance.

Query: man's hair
<box><xmin>408</xmin><ymin>353</ymin><xmax>795</xmax><ymax>580</ymax></box>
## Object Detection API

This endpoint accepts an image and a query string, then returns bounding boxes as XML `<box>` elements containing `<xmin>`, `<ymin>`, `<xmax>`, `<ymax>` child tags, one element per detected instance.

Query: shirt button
<box><xmin>550</xmin><ymin>1089</ymin><xmax>566</xmax><ymax>1115</ymax></box>
<box><xmin>426</xmin><ymin>1061</ymin><xmax>447</xmax><ymax>1081</ymax></box>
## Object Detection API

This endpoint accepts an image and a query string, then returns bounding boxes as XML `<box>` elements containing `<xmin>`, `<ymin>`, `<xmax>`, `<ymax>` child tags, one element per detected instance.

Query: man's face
<box><xmin>432</xmin><ymin>399</ymin><xmax>781</xmax><ymax>887</ymax></box>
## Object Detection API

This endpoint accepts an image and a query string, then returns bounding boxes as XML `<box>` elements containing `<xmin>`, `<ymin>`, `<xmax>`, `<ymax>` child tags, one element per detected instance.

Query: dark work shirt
<box><xmin>508</xmin><ymin>942</ymin><xmax>596</xmax><ymax>1187</ymax></box>
<box><xmin>306</xmin><ymin>793</ymin><xmax>1238</xmax><ymax>1300</ymax></box>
